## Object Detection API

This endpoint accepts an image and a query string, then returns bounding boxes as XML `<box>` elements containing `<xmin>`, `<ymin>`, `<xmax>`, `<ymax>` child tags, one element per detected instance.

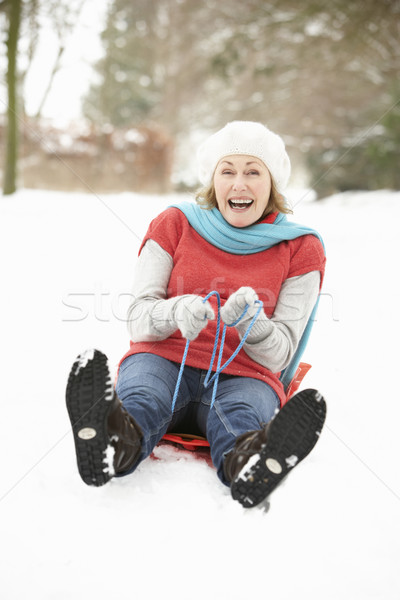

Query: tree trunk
<box><xmin>3</xmin><ymin>0</ymin><xmax>22</xmax><ymax>196</ymax></box>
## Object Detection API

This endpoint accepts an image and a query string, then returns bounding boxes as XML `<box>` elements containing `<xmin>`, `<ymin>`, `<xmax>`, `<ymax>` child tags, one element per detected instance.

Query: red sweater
<box><xmin>120</xmin><ymin>208</ymin><xmax>325</xmax><ymax>405</ymax></box>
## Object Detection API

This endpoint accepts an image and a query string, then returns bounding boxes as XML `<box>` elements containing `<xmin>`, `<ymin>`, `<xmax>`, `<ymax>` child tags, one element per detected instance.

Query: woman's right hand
<box><xmin>173</xmin><ymin>295</ymin><xmax>215</xmax><ymax>340</ymax></box>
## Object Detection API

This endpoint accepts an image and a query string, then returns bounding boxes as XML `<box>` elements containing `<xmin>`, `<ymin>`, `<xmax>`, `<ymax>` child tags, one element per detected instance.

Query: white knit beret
<box><xmin>197</xmin><ymin>120</ymin><xmax>291</xmax><ymax>192</ymax></box>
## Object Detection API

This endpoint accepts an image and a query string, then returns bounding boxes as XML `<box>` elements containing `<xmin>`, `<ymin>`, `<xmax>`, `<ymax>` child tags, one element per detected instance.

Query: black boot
<box><xmin>225</xmin><ymin>389</ymin><xmax>327</xmax><ymax>508</ymax></box>
<box><xmin>66</xmin><ymin>349</ymin><xmax>142</xmax><ymax>486</ymax></box>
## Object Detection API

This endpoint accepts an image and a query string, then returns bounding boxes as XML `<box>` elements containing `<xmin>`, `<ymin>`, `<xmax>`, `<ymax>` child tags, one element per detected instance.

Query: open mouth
<box><xmin>228</xmin><ymin>198</ymin><xmax>254</xmax><ymax>211</ymax></box>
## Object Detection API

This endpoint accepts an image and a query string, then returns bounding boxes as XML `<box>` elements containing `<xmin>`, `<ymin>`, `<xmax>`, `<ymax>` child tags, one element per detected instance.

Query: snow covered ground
<box><xmin>1</xmin><ymin>187</ymin><xmax>399</xmax><ymax>599</ymax></box>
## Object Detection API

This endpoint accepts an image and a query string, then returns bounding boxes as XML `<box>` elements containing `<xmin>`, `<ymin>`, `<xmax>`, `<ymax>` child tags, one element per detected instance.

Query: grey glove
<box><xmin>174</xmin><ymin>295</ymin><xmax>215</xmax><ymax>340</ymax></box>
<box><xmin>220</xmin><ymin>287</ymin><xmax>261</xmax><ymax>327</ymax></box>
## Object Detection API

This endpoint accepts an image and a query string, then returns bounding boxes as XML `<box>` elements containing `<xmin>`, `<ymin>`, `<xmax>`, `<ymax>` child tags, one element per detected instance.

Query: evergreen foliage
<box><xmin>83</xmin><ymin>0</ymin><xmax>400</xmax><ymax>191</ymax></box>
<box><xmin>307</xmin><ymin>89</ymin><xmax>400</xmax><ymax>197</ymax></box>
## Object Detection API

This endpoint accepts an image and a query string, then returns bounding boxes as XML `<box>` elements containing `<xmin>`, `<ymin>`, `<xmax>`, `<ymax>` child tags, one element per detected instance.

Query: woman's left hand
<box><xmin>221</xmin><ymin>287</ymin><xmax>260</xmax><ymax>326</ymax></box>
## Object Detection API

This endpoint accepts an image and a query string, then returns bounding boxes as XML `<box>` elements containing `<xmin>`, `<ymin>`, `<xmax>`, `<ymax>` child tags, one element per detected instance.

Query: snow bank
<box><xmin>0</xmin><ymin>188</ymin><xmax>399</xmax><ymax>600</ymax></box>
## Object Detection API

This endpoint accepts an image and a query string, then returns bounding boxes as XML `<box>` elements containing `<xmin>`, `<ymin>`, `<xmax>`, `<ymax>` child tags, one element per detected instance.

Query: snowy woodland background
<box><xmin>1</xmin><ymin>1</ymin><xmax>400</xmax><ymax>599</ymax></box>
<box><xmin>1</xmin><ymin>0</ymin><xmax>400</xmax><ymax>195</ymax></box>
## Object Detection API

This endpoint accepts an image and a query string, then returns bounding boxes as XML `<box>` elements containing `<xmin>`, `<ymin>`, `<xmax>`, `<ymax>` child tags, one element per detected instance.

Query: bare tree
<box><xmin>1</xmin><ymin>0</ymin><xmax>87</xmax><ymax>194</ymax></box>
<box><xmin>3</xmin><ymin>0</ymin><xmax>22</xmax><ymax>195</ymax></box>
<box><xmin>33</xmin><ymin>0</ymin><xmax>86</xmax><ymax>119</ymax></box>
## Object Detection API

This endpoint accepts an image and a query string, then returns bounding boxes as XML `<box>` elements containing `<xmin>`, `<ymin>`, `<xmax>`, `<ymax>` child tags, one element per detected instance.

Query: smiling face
<box><xmin>213</xmin><ymin>154</ymin><xmax>272</xmax><ymax>228</ymax></box>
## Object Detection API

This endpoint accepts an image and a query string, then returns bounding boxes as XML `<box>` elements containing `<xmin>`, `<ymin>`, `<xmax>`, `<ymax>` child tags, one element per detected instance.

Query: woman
<box><xmin>66</xmin><ymin>121</ymin><xmax>327</xmax><ymax>509</ymax></box>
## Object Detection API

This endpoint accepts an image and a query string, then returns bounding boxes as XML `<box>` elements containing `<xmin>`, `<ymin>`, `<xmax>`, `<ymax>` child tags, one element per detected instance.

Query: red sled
<box><xmin>161</xmin><ymin>361</ymin><xmax>312</xmax><ymax>454</ymax></box>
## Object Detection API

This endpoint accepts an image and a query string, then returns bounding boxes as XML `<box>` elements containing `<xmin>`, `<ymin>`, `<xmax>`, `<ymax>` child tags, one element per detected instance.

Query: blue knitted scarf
<box><xmin>170</xmin><ymin>201</ymin><xmax>325</xmax><ymax>390</ymax></box>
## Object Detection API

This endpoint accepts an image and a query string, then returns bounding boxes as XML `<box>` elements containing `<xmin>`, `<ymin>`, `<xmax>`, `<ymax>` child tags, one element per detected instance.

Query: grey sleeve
<box><xmin>127</xmin><ymin>239</ymin><xmax>183</xmax><ymax>342</ymax></box>
<box><xmin>240</xmin><ymin>271</ymin><xmax>320</xmax><ymax>373</ymax></box>
<box><xmin>128</xmin><ymin>240</ymin><xmax>320</xmax><ymax>375</ymax></box>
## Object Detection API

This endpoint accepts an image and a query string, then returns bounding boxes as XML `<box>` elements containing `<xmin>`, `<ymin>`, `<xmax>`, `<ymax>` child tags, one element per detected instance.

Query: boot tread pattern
<box><xmin>66</xmin><ymin>349</ymin><xmax>114</xmax><ymax>486</ymax></box>
<box><xmin>231</xmin><ymin>389</ymin><xmax>326</xmax><ymax>508</ymax></box>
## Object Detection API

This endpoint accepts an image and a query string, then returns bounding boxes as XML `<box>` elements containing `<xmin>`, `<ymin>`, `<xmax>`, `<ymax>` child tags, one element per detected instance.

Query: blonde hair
<box><xmin>195</xmin><ymin>177</ymin><xmax>292</xmax><ymax>218</ymax></box>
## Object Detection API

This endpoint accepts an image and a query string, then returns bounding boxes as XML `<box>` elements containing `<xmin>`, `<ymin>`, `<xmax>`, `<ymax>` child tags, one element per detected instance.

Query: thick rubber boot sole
<box><xmin>65</xmin><ymin>349</ymin><xmax>115</xmax><ymax>486</ymax></box>
<box><xmin>231</xmin><ymin>389</ymin><xmax>327</xmax><ymax>508</ymax></box>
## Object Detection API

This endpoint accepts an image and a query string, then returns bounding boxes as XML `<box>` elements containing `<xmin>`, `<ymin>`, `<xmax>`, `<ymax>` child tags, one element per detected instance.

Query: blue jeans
<box><xmin>115</xmin><ymin>353</ymin><xmax>280</xmax><ymax>486</ymax></box>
